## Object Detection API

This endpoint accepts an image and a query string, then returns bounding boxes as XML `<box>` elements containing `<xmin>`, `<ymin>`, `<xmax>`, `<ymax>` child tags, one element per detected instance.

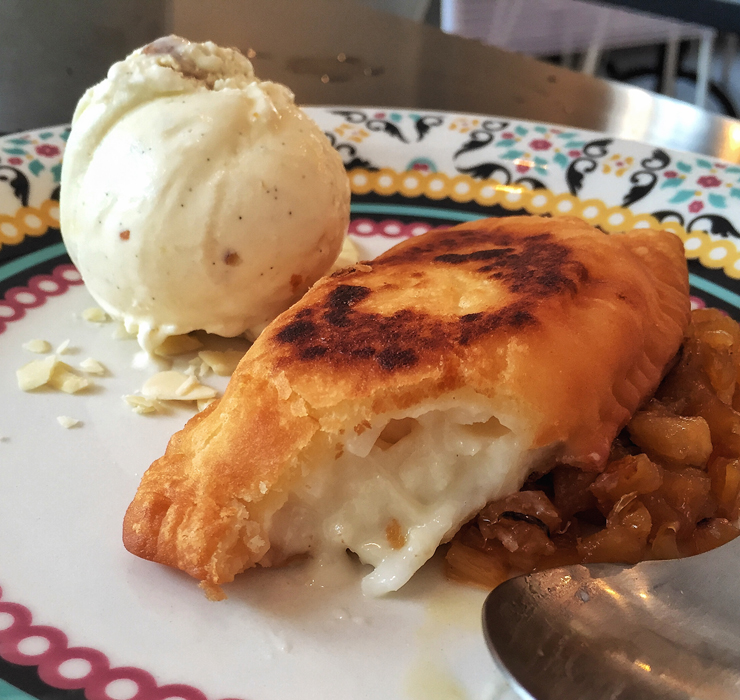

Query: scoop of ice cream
<box><xmin>60</xmin><ymin>36</ymin><xmax>350</xmax><ymax>352</ymax></box>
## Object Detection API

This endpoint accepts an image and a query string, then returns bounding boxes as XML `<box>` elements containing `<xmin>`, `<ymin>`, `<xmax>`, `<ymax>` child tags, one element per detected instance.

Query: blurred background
<box><xmin>2</xmin><ymin>0</ymin><xmax>740</xmax><ymax>132</ymax></box>
<box><xmin>377</xmin><ymin>0</ymin><xmax>740</xmax><ymax>117</ymax></box>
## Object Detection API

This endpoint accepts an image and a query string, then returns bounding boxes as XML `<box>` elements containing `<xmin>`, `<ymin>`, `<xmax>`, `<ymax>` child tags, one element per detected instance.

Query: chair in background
<box><xmin>439</xmin><ymin>0</ymin><xmax>718</xmax><ymax>109</ymax></box>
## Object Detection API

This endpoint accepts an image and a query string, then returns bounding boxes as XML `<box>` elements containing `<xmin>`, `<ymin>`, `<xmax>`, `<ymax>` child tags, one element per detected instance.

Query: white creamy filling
<box><xmin>265</xmin><ymin>392</ymin><xmax>553</xmax><ymax>596</ymax></box>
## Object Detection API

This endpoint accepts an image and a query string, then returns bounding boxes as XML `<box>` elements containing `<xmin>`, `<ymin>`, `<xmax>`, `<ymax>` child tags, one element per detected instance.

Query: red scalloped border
<box><xmin>349</xmin><ymin>218</ymin><xmax>441</xmax><ymax>239</ymax></box>
<box><xmin>0</xmin><ymin>586</ymin><xmax>241</xmax><ymax>700</ymax></box>
<box><xmin>0</xmin><ymin>264</ymin><xmax>83</xmax><ymax>336</ymax></box>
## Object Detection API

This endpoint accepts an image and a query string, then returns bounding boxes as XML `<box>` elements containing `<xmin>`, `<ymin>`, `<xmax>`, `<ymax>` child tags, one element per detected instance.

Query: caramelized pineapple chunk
<box><xmin>628</xmin><ymin>410</ymin><xmax>712</xmax><ymax>467</ymax></box>
<box><xmin>448</xmin><ymin>308</ymin><xmax>740</xmax><ymax>589</ymax></box>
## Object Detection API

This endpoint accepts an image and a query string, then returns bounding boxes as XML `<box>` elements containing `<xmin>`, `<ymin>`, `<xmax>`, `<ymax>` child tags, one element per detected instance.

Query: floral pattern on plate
<box><xmin>316</xmin><ymin>108</ymin><xmax>740</xmax><ymax>246</ymax></box>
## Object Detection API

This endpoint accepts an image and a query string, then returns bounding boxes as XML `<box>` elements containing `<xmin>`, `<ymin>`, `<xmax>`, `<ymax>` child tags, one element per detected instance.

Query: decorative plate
<box><xmin>0</xmin><ymin>107</ymin><xmax>738</xmax><ymax>700</ymax></box>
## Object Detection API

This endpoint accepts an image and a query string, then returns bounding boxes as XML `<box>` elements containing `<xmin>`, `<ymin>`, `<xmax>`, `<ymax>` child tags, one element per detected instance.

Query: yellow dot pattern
<box><xmin>0</xmin><ymin>200</ymin><xmax>60</xmax><ymax>249</ymax></box>
<box><xmin>5</xmin><ymin>172</ymin><xmax>739</xmax><ymax>280</ymax></box>
<box><xmin>348</xmin><ymin>168</ymin><xmax>740</xmax><ymax>280</ymax></box>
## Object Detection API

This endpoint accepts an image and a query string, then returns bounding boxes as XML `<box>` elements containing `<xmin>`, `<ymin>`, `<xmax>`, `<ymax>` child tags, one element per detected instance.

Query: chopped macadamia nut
<box><xmin>57</xmin><ymin>416</ymin><xmax>80</xmax><ymax>429</ymax></box>
<box><xmin>123</xmin><ymin>394</ymin><xmax>161</xmax><ymax>415</ymax></box>
<box><xmin>198</xmin><ymin>349</ymin><xmax>245</xmax><ymax>376</ymax></box>
<box><xmin>56</xmin><ymin>339</ymin><xmax>72</xmax><ymax>354</ymax></box>
<box><xmin>23</xmin><ymin>339</ymin><xmax>52</xmax><ymax>354</ymax></box>
<box><xmin>82</xmin><ymin>307</ymin><xmax>110</xmax><ymax>323</ymax></box>
<box><xmin>49</xmin><ymin>362</ymin><xmax>91</xmax><ymax>394</ymax></box>
<box><xmin>154</xmin><ymin>334</ymin><xmax>204</xmax><ymax>356</ymax></box>
<box><xmin>79</xmin><ymin>357</ymin><xmax>107</xmax><ymax>375</ymax></box>
<box><xmin>141</xmin><ymin>371</ymin><xmax>217</xmax><ymax>401</ymax></box>
<box><xmin>17</xmin><ymin>355</ymin><xmax>58</xmax><ymax>391</ymax></box>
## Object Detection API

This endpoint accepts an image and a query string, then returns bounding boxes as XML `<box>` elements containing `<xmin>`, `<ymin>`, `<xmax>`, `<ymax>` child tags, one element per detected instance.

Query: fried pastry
<box><xmin>123</xmin><ymin>215</ymin><xmax>690</xmax><ymax>598</ymax></box>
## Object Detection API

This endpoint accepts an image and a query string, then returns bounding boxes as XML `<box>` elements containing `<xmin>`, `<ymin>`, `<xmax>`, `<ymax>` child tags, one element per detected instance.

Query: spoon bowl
<box><xmin>483</xmin><ymin>535</ymin><xmax>740</xmax><ymax>700</ymax></box>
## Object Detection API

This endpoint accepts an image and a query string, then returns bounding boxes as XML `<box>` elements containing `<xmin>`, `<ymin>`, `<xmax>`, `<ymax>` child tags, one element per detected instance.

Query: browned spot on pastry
<box><xmin>324</xmin><ymin>285</ymin><xmax>372</xmax><ymax>328</ymax></box>
<box><xmin>271</xmin><ymin>225</ymin><xmax>596</xmax><ymax>373</ymax></box>
<box><xmin>301</xmin><ymin>345</ymin><xmax>328</xmax><ymax>359</ymax></box>
<box><xmin>378</xmin><ymin>229</ymin><xmax>588</xmax><ymax>296</ymax></box>
<box><xmin>386</xmin><ymin>518</ymin><xmax>406</xmax><ymax>549</ymax></box>
<box><xmin>377</xmin><ymin>347</ymin><xmax>418</xmax><ymax>370</ymax></box>
<box><xmin>354</xmin><ymin>420</ymin><xmax>372</xmax><ymax>435</ymax></box>
<box><xmin>431</xmin><ymin>232</ymin><xmax>589</xmax><ymax>295</ymax></box>
<box><xmin>224</xmin><ymin>251</ymin><xmax>242</xmax><ymax>266</ymax></box>
<box><xmin>119</xmin><ymin>230</ymin><xmax>130</xmax><ymax>240</ymax></box>
<box><xmin>275</xmin><ymin>279</ymin><xmax>443</xmax><ymax>372</ymax></box>
<box><xmin>459</xmin><ymin>302</ymin><xmax>537</xmax><ymax>346</ymax></box>
<box><xmin>434</xmin><ymin>247</ymin><xmax>515</xmax><ymax>264</ymax></box>
<box><xmin>330</xmin><ymin>284</ymin><xmax>372</xmax><ymax>307</ymax></box>
<box><xmin>277</xmin><ymin>319</ymin><xmax>315</xmax><ymax>343</ymax></box>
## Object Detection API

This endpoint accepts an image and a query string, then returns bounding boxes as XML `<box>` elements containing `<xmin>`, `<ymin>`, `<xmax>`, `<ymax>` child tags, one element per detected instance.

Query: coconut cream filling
<box><xmin>261</xmin><ymin>391</ymin><xmax>555</xmax><ymax>596</ymax></box>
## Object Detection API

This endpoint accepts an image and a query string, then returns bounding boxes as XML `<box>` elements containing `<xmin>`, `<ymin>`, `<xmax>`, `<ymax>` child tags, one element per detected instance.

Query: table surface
<box><xmin>2</xmin><ymin>0</ymin><xmax>740</xmax><ymax>160</ymax></box>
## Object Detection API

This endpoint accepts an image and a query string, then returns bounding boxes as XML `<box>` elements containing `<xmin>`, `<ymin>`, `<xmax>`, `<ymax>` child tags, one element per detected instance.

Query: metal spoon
<box><xmin>483</xmin><ymin>535</ymin><xmax>740</xmax><ymax>700</ymax></box>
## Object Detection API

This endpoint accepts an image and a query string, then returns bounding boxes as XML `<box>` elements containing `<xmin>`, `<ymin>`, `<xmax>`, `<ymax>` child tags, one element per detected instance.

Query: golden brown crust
<box><xmin>123</xmin><ymin>215</ymin><xmax>690</xmax><ymax>590</ymax></box>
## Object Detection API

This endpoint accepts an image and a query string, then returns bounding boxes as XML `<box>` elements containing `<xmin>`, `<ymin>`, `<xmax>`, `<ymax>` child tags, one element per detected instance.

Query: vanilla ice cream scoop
<box><xmin>61</xmin><ymin>36</ymin><xmax>350</xmax><ymax>352</ymax></box>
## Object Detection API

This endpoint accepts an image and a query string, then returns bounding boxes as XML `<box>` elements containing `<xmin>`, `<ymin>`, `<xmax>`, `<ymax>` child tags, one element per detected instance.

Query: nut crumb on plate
<box><xmin>17</xmin><ymin>356</ymin><xmax>58</xmax><ymax>391</ymax></box>
<box><xmin>197</xmin><ymin>397</ymin><xmax>216</xmax><ymax>412</ymax></box>
<box><xmin>57</xmin><ymin>416</ymin><xmax>81</xmax><ymax>429</ymax></box>
<box><xmin>175</xmin><ymin>375</ymin><xmax>200</xmax><ymax>397</ymax></box>
<box><xmin>141</xmin><ymin>370</ymin><xmax>217</xmax><ymax>401</ymax></box>
<box><xmin>22</xmin><ymin>339</ymin><xmax>52</xmax><ymax>354</ymax></box>
<box><xmin>123</xmin><ymin>395</ymin><xmax>161</xmax><ymax>415</ymax></box>
<box><xmin>112</xmin><ymin>321</ymin><xmax>136</xmax><ymax>340</ymax></box>
<box><xmin>82</xmin><ymin>307</ymin><xmax>110</xmax><ymax>323</ymax></box>
<box><xmin>79</xmin><ymin>357</ymin><xmax>107</xmax><ymax>375</ymax></box>
<box><xmin>56</xmin><ymin>339</ymin><xmax>72</xmax><ymax>354</ymax></box>
<box><xmin>154</xmin><ymin>334</ymin><xmax>204</xmax><ymax>356</ymax></box>
<box><xmin>184</xmin><ymin>357</ymin><xmax>203</xmax><ymax>377</ymax></box>
<box><xmin>48</xmin><ymin>362</ymin><xmax>91</xmax><ymax>394</ymax></box>
<box><xmin>17</xmin><ymin>356</ymin><xmax>91</xmax><ymax>394</ymax></box>
<box><xmin>198</xmin><ymin>349</ymin><xmax>245</xmax><ymax>376</ymax></box>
